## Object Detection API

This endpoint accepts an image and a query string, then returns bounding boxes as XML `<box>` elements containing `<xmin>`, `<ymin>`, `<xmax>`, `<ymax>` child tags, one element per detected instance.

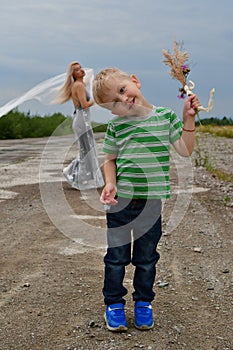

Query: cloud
<box><xmin>0</xmin><ymin>0</ymin><xmax>232</xmax><ymax>119</ymax></box>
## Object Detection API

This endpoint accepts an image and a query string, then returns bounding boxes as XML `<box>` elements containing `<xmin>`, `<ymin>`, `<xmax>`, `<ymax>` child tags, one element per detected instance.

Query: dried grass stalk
<box><xmin>162</xmin><ymin>40</ymin><xmax>215</xmax><ymax>120</ymax></box>
<box><xmin>162</xmin><ymin>40</ymin><xmax>190</xmax><ymax>86</ymax></box>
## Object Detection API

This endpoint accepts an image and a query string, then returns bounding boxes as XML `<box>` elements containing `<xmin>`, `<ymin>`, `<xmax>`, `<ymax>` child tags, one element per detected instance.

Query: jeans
<box><xmin>103</xmin><ymin>197</ymin><xmax>162</xmax><ymax>305</ymax></box>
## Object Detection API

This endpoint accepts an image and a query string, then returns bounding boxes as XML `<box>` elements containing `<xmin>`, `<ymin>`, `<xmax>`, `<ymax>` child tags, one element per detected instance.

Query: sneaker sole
<box><xmin>134</xmin><ymin>322</ymin><xmax>154</xmax><ymax>330</ymax></box>
<box><xmin>104</xmin><ymin>313</ymin><xmax>128</xmax><ymax>332</ymax></box>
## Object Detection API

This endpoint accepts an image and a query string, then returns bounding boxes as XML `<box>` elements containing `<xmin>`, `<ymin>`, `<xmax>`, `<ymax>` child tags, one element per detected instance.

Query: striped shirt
<box><xmin>102</xmin><ymin>106</ymin><xmax>183</xmax><ymax>199</ymax></box>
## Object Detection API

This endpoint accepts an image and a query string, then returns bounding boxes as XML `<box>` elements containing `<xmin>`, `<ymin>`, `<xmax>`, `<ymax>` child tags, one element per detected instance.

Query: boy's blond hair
<box><xmin>92</xmin><ymin>67</ymin><xmax>130</xmax><ymax>105</ymax></box>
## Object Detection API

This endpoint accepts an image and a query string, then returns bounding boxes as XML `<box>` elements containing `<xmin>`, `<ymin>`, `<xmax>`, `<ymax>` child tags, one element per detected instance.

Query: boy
<box><xmin>92</xmin><ymin>68</ymin><xmax>200</xmax><ymax>331</ymax></box>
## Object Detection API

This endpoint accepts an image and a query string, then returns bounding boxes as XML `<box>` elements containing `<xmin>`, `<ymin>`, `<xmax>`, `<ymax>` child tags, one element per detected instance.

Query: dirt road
<box><xmin>0</xmin><ymin>133</ymin><xmax>232</xmax><ymax>350</ymax></box>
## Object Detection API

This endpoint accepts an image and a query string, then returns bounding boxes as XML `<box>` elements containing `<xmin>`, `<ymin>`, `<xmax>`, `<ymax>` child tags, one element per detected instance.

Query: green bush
<box><xmin>0</xmin><ymin>109</ymin><xmax>71</xmax><ymax>139</ymax></box>
<box><xmin>92</xmin><ymin>122</ymin><xmax>107</xmax><ymax>133</ymax></box>
<box><xmin>0</xmin><ymin>109</ymin><xmax>107</xmax><ymax>139</ymax></box>
<box><xmin>196</xmin><ymin>116</ymin><xmax>233</xmax><ymax>126</ymax></box>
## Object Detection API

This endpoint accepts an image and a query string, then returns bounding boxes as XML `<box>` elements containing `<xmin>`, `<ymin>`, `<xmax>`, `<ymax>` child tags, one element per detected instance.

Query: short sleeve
<box><xmin>169</xmin><ymin>110</ymin><xmax>183</xmax><ymax>144</ymax></box>
<box><xmin>102</xmin><ymin>122</ymin><xmax>119</xmax><ymax>154</ymax></box>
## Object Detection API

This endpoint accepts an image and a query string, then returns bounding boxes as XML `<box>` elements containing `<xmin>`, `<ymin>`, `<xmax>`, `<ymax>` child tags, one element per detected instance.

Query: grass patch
<box><xmin>194</xmin><ymin>133</ymin><xmax>233</xmax><ymax>183</ymax></box>
<box><xmin>205</xmin><ymin>163</ymin><xmax>233</xmax><ymax>182</ymax></box>
<box><xmin>196</xmin><ymin>125</ymin><xmax>233</xmax><ymax>138</ymax></box>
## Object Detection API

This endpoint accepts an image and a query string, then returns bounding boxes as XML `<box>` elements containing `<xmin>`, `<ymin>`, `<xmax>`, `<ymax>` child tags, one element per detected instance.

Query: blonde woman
<box><xmin>57</xmin><ymin>61</ymin><xmax>104</xmax><ymax>190</ymax></box>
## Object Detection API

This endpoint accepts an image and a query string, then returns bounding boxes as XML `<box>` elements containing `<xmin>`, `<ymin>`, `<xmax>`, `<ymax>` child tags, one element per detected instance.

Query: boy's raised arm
<box><xmin>173</xmin><ymin>94</ymin><xmax>200</xmax><ymax>157</ymax></box>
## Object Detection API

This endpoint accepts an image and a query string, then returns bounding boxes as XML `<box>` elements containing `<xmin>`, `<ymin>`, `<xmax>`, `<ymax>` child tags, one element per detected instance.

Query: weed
<box><xmin>196</xmin><ymin>125</ymin><xmax>233</xmax><ymax>139</ymax></box>
<box><xmin>194</xmin><ymin>134</ymin><xmax>233</xmax><ymax>182</ymax></box>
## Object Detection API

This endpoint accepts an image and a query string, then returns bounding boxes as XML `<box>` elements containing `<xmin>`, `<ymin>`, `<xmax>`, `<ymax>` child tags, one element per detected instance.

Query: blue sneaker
<box><xmin>134</xmin><ymin>301</ymin><xmax>154</xmax><ymax>330</ymax></box>
<box><xmin>105</xmin><ymin>303</ymin><xmax>128</xmax><ymax>332</ymax></box>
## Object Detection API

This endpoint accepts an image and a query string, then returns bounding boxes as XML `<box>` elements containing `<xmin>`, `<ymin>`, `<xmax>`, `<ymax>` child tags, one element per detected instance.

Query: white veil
<box><xmin>0</xmin><ymin>68</ymin><xmax>94</xmax><ymax>118</ymax></box>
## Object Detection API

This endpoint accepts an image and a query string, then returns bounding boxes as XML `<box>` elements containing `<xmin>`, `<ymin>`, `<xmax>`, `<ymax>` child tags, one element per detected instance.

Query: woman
<box><xmin>57</xmin><ymin>61</ymin><xmax>104</xmax><ymax>190</ymax></box>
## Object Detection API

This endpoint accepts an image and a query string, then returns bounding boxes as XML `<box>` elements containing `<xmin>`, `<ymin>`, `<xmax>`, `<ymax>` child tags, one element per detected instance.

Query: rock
<box><xmin>194</xmin><ymin>247</ymin><xmax>202</xmax><ymax>253</ymax></box>
<box><xmin>222</xmin><ymin>268</ymin><xmax>230</xmax><ymax>273</ymax></box>
<box><xmin>158</xmin><ymin>281</ymin><xmax>169</xmax><ymax>288</ymax></box>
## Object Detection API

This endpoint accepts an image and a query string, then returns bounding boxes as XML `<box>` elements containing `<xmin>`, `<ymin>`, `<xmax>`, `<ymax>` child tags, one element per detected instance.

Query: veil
<box><xmin>0</xmin><ymin>68</ymin><xmax>94</xmax><ymax>118</ymax></box>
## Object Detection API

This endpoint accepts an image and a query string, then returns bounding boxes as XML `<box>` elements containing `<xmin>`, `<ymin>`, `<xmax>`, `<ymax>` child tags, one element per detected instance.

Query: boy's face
<box><xmin>100</xmin><ymin>75</ymin><xmax>146</xmax><ymax>117</ymax></box>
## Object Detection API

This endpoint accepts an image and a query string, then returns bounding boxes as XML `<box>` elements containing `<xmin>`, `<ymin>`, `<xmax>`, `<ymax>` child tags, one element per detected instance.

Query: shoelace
<box><xmin>108</xmin><ymin>307</ymin><xmax>124</xmax><ymax>316</ymax></box>
<box><xmin>113</xmin><ymin>309</ymin><xmax>124</xmax><ymax>316</ymax></box>
<box><xmin>136</xmin><ymin>306</ymin><xmax>151</xmax><ymax>314</ymax></box>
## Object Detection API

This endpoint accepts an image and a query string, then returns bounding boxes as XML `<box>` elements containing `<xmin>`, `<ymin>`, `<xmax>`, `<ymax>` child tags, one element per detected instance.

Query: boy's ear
<box><xmin>130</xmin><ymin>74</ymin><xmax>141</xmax><ymax>89</ymax></box>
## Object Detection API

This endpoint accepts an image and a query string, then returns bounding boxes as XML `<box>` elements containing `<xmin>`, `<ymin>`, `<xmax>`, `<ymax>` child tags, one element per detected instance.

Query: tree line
<box><xmin>0</xmin><ymin>109</ymin><xmax>232</xmax><ymax>140</ymax></box>
<box><xmin>196</xmin><ymin>116</ymin><xmax>233</xmax><ymax>126</ymax></box>
<box><xmin>0</xmin><ymin>109</ymin><xmax>107</xmax><ymax>139</ymax></box>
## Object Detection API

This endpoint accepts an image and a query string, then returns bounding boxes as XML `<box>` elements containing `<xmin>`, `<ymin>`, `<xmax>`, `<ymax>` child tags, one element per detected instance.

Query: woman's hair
<box><xmin>92</xmin><ymin>67</ymin><xmax>130</xmax><ymax>105</ymax></box>
<box><xmin>55</xmin><ymin>61</ymin><xmax>79</xmax><ymax>104</ymax></box>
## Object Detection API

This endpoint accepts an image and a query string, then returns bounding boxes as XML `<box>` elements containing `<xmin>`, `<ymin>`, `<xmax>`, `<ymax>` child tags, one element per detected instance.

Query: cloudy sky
<box><xmin>0</xmin><ymin>0</ymin><xmax>232</xmax><ymax>123</ymax></box>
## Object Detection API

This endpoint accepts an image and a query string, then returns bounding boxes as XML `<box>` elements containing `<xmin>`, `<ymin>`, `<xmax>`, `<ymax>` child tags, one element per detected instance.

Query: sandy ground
<box><xmin>0</xmin><ymin>133</ymin><xmax>232</xmax><ymax>350</ymax></box>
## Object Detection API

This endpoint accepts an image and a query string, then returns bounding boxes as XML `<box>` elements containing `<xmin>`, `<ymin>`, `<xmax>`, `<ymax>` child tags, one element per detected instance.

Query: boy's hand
<box><xmin>183</xmin><ymin>94</ymin><xmax>201</xmax><ymax>120</ymax></box>
<box><xmin>100</xmin><ymin>183</ymin><xmax>118</xmax><ymax>205</ymax></box>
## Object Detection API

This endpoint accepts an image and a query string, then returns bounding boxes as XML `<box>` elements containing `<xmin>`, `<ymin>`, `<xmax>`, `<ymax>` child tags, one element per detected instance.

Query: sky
<box><xmin>0</xmin><ymin>0</ymin><xmax>232</xmax><ymax>123</ymax></box>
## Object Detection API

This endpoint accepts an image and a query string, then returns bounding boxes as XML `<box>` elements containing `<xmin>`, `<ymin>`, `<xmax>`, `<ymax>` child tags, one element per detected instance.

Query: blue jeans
<box><xmin>103</xmin><ymin>197</ymin><xmax>162</xmax><ymax>305</ymax></box>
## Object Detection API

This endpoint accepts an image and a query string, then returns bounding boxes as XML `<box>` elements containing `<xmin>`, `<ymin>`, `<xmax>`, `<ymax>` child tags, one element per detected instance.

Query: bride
<box><xmin>56</xmin><ymin>61</ymin><xmax>104</xmax><ymax>190</ymax></box>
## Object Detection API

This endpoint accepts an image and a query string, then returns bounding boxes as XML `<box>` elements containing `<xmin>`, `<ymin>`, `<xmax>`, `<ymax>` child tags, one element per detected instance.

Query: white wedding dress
<box><xmin>63</xmin><ymin>94</ymin><xmax>104</xmax><ymax>190</ymax></box>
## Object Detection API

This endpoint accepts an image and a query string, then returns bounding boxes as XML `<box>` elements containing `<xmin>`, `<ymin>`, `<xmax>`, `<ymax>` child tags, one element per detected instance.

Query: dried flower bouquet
<box><xmin>162</xmin><ymin>40</ymin><xmax>215</xmax><ymax>123</ymax></box>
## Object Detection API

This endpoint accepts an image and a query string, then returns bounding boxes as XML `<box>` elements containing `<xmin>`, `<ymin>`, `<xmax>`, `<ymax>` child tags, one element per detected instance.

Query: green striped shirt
<box><xmin>102</xmin><ymin>106</ymin><xmax>183</xmax><ymax>199</ymax></box>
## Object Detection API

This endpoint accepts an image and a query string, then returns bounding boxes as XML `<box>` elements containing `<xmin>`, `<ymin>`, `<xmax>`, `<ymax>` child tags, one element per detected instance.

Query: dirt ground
<box><xmin>0</xmin><ymin>133</ymin><xmax>232</xmax><ymax>350</ymax></box>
